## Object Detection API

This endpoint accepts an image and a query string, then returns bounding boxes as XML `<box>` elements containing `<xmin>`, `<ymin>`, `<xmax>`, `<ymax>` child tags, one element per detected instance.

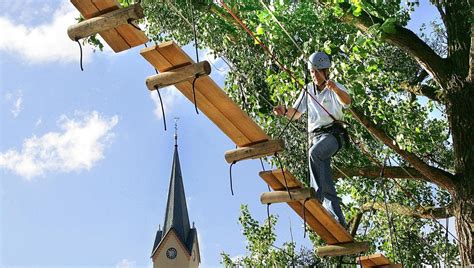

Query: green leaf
<box><xmin>380</xmin><ymin>18</ymin><xmax>397</xmax><ymax>34</ymax></box>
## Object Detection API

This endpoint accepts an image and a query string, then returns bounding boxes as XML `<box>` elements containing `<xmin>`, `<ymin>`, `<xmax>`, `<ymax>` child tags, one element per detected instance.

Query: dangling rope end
<box><xmin>155</xmin><ymin>86</ymin><xmax>167</xmax><ymax>131</ymax></box>
<box><xmin>75</xmin><ymin>39</ymin><xmax>84</xmax><ymax>72</ymax></box>
<box><xmin>192</xmin><ymin>75</ymin><xmax>200</xmax><ymax>115</ymax></box>
<box><xmin>229</xmin><ymin>160</ymin><xmax>237</xmax><ymax>196</ymax></box>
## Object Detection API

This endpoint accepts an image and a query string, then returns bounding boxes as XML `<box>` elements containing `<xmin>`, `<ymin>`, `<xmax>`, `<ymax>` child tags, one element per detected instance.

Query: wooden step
<box><xmin>357</xmin><ymin>253</ymin><xmax>403</xmax><ymax>267</ymax></box>
<box><xmin>146</xmin><ymin>61</ymin><xmax>211</xmax><ymax>90</ymax></box>
<box><xmin>140</xmin><ymin>41</ymin><xmax>270</xmax><ymax>147</ymax></box>
<box><xmin>224</xmin><ymin>139</ymin><xmax>284</xmax><ymax>163</ymax></box>
<box><xmin>70</xmin><ymin>0</ymin><xmax>148</xmax><ymax>52</ymax></box>
<box><xmin>260</xmin><ymin>187</ymin><xmax>315</xmax><ymax>204</ymax></box>
<box><xmin>259</xmin><ymin>169</ymin><xmax>353</xmax><ymax>245</ymax></box>
<box><xmin>317</xmin><ymin>241</ymin><xmax>369</xmax><ymax>257</ymax></box>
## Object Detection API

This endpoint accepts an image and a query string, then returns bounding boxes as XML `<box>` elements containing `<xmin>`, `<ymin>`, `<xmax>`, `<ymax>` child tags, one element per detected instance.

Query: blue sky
<box><xmin>1</xmin><ymin>1</ymin><xmax>446</xmax><ymax>267</ymax></box>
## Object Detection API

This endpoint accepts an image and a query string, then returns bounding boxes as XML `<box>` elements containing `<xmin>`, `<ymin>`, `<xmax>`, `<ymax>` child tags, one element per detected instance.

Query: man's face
<box><xmin>310</xmin><ymin>68</ymin><xmax>326</xmax><ymax>85</ymax></box>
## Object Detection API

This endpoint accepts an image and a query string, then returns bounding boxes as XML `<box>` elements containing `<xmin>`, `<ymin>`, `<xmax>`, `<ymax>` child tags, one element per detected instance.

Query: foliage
<box><xmin>220</xmin><ymin>205</ymin><xmax>320</xmax><ymax>267</ymax></box>
<box><xmin>86</xmin><ymin>0</ymin><xmax>463</xmax><ymax>265</ymax></box>
<box><xmin>140</xmin><ymin>0</ymin><xmax>460</xmax><ymax>265</ymax></box>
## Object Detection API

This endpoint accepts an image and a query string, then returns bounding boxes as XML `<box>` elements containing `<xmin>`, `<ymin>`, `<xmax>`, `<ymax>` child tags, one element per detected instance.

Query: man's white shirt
<box><xmin>292</xmin><ymin>82</ymin><xmax>350</xmax><ymax>132</ymax></box>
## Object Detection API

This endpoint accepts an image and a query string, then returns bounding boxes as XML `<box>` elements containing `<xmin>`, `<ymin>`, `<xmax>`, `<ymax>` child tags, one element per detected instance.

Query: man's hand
<box><xmin>326</xmin><ymin>80</ymin><xmax>352</xmax><ymax>106</ymax></box>
<box><xmin>326</xmin><ymin>80</ymin><xmax>339</xmax><ymax>91</ymax></box>
<box><xmin>273</xmin><ymin>105</ymin><xmax>287</xmax><ymax>116</ymax></box>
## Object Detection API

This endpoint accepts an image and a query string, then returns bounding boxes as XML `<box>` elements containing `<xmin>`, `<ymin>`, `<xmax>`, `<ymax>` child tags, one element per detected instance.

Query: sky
<box><xmin>0</xmin><ymin>1</ymin><xmax>449</xmax><ymax>267</ymax></box>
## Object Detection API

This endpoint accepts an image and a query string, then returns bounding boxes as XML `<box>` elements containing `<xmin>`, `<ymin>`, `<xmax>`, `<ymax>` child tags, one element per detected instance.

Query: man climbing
<box><xmin>273</xmin><ymin>52</ymin><xmax>352</xmax><ymax>227</ymax></box>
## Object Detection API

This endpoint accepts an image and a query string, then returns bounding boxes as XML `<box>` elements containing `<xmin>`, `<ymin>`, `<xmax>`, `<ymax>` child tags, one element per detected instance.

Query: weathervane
<box><xmin>174</xmin><ymin>117</ymin><xmax>180</xmax><ymax>146</ymax></box>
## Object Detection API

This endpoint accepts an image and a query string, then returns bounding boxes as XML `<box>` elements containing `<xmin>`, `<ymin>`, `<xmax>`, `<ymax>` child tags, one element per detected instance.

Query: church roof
<box><xmin>151</xmin><ymin>141</ymin><xmax>195</xmax><ymax>256</ymax></box>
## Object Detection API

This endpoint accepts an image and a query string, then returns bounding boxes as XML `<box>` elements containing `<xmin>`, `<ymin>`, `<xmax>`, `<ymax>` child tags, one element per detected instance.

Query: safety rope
<box><xmin>258</xmin><ymin>0</ymin><xmax>304</xmax><ymax>54</ymax></box>
<box><xmin>187</xmin><ymin>0</ymin><xmax>200</xmax><ymax>115</ymax></box>
<box><xmin>275</xmin><ymin>152</ymin><xmax>292</xmax><ymax>200</ymax></box>
<box><xmin>219</xmin><ymin>1</ymin><xmax>337</xmax><ymax>123</ymax></box>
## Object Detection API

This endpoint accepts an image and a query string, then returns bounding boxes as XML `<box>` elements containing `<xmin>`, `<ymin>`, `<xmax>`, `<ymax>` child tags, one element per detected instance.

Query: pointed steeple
<box><xmin>158</xmin><ymin>118</ymin><xmax>190</xmax><ymax>244</ymax></box>
<box><xmin>151</xmin><ymin>119</ymin><xmax>200</xmax><ymax>264</ymax></box>
<box><xmin>162</xmin><ymin>139</ymin><xmax>191</xmax><ymax>242</ymax></box>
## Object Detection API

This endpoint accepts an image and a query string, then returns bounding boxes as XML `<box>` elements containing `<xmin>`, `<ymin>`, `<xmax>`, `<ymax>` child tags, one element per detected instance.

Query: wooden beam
<box><xmin>316</xmin><ymin>241</ymin><xmax>369</xmax><ymax>257</ymax></box>
<box><xmin>67</xmin><ymin>4</ymin><xmax>144</xmax><ymax>41</ymax></box>
<box><xmin>224</xmin><ymin>139</ymin><xmax>284</xmax><ymax>163</ymax></box>
<box><xmin>259</xmin><ymin>169</ymin><xmax>353</xmax><ymax>244</ymax></box>
<box><xmin>260</xmin><ymin>188</ymin><xmax>315</xmax><ymax>204</ymax></box>
<box><xmin>145</xmin><ymin>61</ymin><xmax>212</xmax><ymax>90</ymax></box>
<box><xmin>357</xmin><ymin>253</ymin><xmax>402</xmax><ymax>267</ymax></box>
<box><xmin>140</xmin><ymin>42</ymin><xmax>270</xmax><ymax>147</ymax></box>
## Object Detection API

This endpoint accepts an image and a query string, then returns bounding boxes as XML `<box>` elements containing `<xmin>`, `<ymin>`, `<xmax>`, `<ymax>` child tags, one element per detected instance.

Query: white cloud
<box><xmin>115</xmin><ymin>259</ymin><xmax>136</xmax><ymax>268</ymax></box>
<box><xmin>11</xmin><ymin>95</ymin><xmax>23</xmax><ymax>117</ymax></box>
<box><xmin>150</xmin><ymin>87</ymin><xmax>183</xmax><ymax>119</ymax></box>
<box><xmin>0</xmin><ymin>1</ymin><xmax>94</xmax><ymax>63</ymax></box>
<box><xmin>4</xmin><ymin>90</ymin><xmax>23</xmax><ymax>117</ymax></box>
<box><xmin>0</xmin><ymin>111</ymin><xmax>119</xmax><ymax>179</ymax></box>
<box><xmin>35</xmin><ymin>117</ymin><xmax>43</xmax><ymax>127</ymax></box>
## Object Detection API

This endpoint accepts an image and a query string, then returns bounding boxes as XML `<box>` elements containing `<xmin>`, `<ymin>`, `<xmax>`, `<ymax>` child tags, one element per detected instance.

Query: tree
<box><xmin>220</xmin><ymin>205</ymin><xmax>320</xmax><ymax>267</ymax></box>
<box><xmin>108</xmin><ymin>0</ymin><xmax>472</xmax><ymax>265</ymax></box>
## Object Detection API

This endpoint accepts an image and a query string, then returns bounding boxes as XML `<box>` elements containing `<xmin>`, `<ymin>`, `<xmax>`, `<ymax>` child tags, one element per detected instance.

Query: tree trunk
<box><xmin>446</xmin><ymin>81</ymin><xmax>474</xmax><ymax>265</ymax></box>
<box><xmin>452</xmin><ymin>186</ymin><xmax>474</xmax><ymax>265</ymax></box>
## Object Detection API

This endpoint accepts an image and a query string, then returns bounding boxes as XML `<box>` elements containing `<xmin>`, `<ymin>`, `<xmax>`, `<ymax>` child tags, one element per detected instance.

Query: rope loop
<box><xmin>229</xmin><ymin>160</ymin><xmax>237</xmax><ymax>196</ymax></box>
<box><xmin>154</xmin><ymin>86</ymin><xmax>167</xmax><ymax>131</ymax></box>
<box><xmin>75</xmin><ymin>40</ymin><xmax>84</xmax><ymax>72</ymax></box>
<box><xmin>192</xmin><ymin>75</ymin><xmax>200</xmax><ymax>114</ymax></box>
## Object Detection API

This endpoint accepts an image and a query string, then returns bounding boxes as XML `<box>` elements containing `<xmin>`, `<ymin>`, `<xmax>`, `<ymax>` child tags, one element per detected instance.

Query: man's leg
<box><xmin>309</xmin><ymin>133</ymin><xmax>346</xmax><ymax>226</ymax></box>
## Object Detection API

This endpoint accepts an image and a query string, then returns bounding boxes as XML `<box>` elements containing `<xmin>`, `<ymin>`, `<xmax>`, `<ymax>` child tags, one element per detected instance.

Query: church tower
<box><xmin>151</xmin><ymin>121</ymin><xmax>200</xmax><ymax>267</ymax></box>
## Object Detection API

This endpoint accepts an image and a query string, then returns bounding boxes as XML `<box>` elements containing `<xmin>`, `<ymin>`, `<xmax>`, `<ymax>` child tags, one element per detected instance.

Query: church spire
<box><xmin>152</xmin><ymin>118</ymin><xmax>191</xmax><ymax>254</ymax></box>
<box><xmin>151</xmin><ymin>121</ymin><xmax>200</xmax><ymax>266</ymax></box>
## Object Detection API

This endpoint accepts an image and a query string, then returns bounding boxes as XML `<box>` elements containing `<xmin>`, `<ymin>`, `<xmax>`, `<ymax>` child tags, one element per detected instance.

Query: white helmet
<box><xmin>307</xmin><ymin>52</ymin><xmax>331</xmax><ymax>70</ymax></box>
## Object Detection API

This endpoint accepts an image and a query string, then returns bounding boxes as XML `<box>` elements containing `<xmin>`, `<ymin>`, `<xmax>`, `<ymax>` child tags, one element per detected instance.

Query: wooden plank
<box><xmin>67</xmin><ymin>4</ymin><xmax>145</xmax><ymax>41</ymax></box>
<box><xmin>70</xmin><ymin>0</ymin><xmax>147</xmax><ymax>52</ymax></box>
<box><xmin>260</xmin><ymin>169</ymin><xmax>353</xmax><ymax>244</ymax></box>
<box><xmin>357</xmin><ymin>254</ymin><xmax>399</xmax><ymax>268</ymax></box>
<box><xmin>149</xmin><ymin>43</ymin><xmax>264</xmax><ymax>146</ymax></box>
<box><xmin>140</xmin><ymin>42</ymin><xmax>270</xmax><ymax>147</ymax></box>
<box><xmin>93</xmin><ymin>0</ymin><xmax>148</xmax><ymax>47</ymax></box>
<box><xmin>71</xmin><ymin>0</ymin><xmax>100</xmax><ymax>19</ymax></box>
<box><xmin>115</xmin><ymin>24</ymin><xmax>148</xmax><ymax>47</ymax></box>
<box><xmin>259</xmin><ymin>170</ymin><xmax>339</xmax><ymax>244</ymax></box>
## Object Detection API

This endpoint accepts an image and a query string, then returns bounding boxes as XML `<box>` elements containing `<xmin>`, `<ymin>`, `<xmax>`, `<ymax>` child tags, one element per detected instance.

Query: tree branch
<box><xmin>316</xmin><ymin>1</ymin><xmax>451</xmax><ymax>89</ymax></box>
<box><xmin>349</xmin><ymin>106</ymin><xmax>456</xmax><ymax>192</ymax></box>
<box><xmin>349</xmin><ymin>212</ymin><xmax>363</xmax><ymax>237</ymax></box>
<box><xmin>400</xmin><ymin>82</ymin><xmax>442</xmax><ymax>102</ymax></box>
<box><xmin>433</xmin><ymin>2</ymin><xmax>448</xmax><ymax>28</ymax></box>
<box><xmin>333</xmin><ymin>166</ymin><xmax>424</xmax><ymax>180</ymax></box>
<box><xmin>361</xmin><ymin>202</ymin><xmax>454</xmax><ymax>219</ymax></box>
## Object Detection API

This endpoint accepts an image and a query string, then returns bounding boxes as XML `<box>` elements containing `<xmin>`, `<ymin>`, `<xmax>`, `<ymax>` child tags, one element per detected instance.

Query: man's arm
<box><xmin>327</xmin><ymin>81</ymin><xmax>352</xmax><ymax>106</ymax></box>
<box><xmin>273</xmin><ymin>105</ymin><xmax>302</xmax><ymax>120</ymax></box>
